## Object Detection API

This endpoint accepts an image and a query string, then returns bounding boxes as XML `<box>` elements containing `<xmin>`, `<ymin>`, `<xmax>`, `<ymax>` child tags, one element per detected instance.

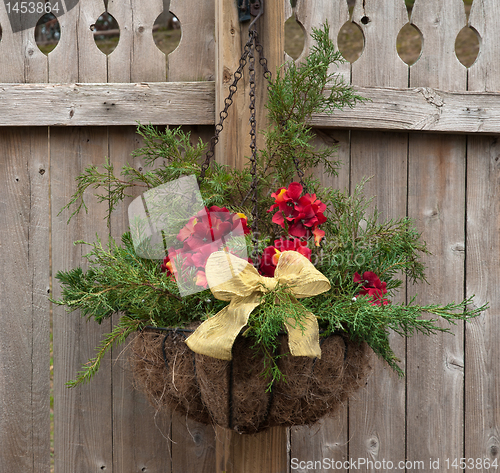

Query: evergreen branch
<box><xmin>66</xmin><ymin>316</ymin><xmax>142</xmax><ymax>387</ymax></box>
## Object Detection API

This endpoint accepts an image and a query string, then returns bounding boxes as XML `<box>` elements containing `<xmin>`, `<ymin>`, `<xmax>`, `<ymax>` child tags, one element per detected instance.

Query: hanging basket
<box><xmin>130</xmin><ymin>325</ymin><xmax>372</xmax><ymax>434</ymax></box>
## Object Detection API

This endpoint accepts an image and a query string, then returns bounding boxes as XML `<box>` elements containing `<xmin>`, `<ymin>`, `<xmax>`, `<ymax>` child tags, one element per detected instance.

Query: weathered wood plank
<box><xmin>349</xmin><ymin>130</ymin><xmax>408</xmax><ymax>468</ymax></box>
<box><xmin>294</xmin><ymin>0</ymin><xmax>350</xmax><ymax>81</ymax></box>
<box><xmin>108</xmin><ymin>0</ymin><xmax>166</xmax><ymax>82</ymax></box>
<box><xmin>168</xmin><ymin>0</ymin><xmax>215</xmax><ymax>81</ymax></box>
<box><xmin>2</xmin><ymin>83</ymin><xmax>500</xmax><ymax>133</ymax></box>
<box><xmin>466</xmin><ymin>1</ymin><xmax>500</xmax><ymax>467</ymax></box>
<box><xmin>216</xmin><ymin>426</ymin><xmax>288</xmax><ymax>473</ymax></box>
<box><xmin>0</xmin><ymin>128</ymin><xmax>50</xmax><ymax>473</ymax></box>
<box><xmin>0</xmin><ymin>0</ymin><xmax>48</xmax><ymax>82</ymax></box>
<box><xmin>214</xmin><ymin>1</ymin><xmax>289</xmax><ymax>470</ymax></box>
<box><xmin>351</xmin><ymin>0</ymin><xmax>409</xmax><ymax>87</ymax></box>
<box><xmin>407</xmin><ymin>2</ymin><xmax>468</xmax><ymax>468</ymax></box>
<box><xmin>468</xmin><ymin>0</ymin><xmax>500</xmax><ymax>93</ymax></box>
<box><xmin>310</xmin><ymin>86</ymin><xmax>500</xmax><ymax>134</ymax></box>
<box><xmin>407</xmin><ymin>134</ymin><xmax>467</xmax><ymax>468</ymax></box>
<box><xmin>107</xmin><ymin>126</ymin><xmax>173</xmax><ymax>472</ymax></box>
<box><xmin>410</xmin><ymin>0</ymin><xmax>466</xmax><ymax>90</ymax></box>
<box><xmin>52</xmin><ymin>127</ymin><xmax>113</xmax><ymax>473</ymax></box>
<box><xmin>171</xmin><ymin>413</ymin><xmax>216</xmax><ymax>473</ymax></box>
<box><xmin>48</xmin><ymin>0</ymin><xmax>107</xmax><ymax>83</ymax></box>
<box><xmin>0</xmin><ymin>82</ymin><xmax>215</xmax><ymax>126</ymax></box>
<box><xmin>349</xmin><ymin>0</ymin><xmax>409</xmax><ymax>468</ymax></box>
<box><xmin>214</xmin><ymin>0</ymin><xmax>251</xmax><ymax>169</ymax></box>
<box><xmin>465</xmin><ymin>134</ymin><xmax>500</xmax><ymax>470</ymax></box>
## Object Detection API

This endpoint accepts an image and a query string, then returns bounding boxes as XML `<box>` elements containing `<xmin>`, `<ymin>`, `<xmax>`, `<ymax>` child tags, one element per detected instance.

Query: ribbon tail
<box><xmin>285</xmin><ymin>310</ymin><xmax>322</xmax><ymax>359</ymax></box>
<box><xmin>185</xmin><ymin>294</ymin><xmax>261</xmax><ymax>360</ymax></box>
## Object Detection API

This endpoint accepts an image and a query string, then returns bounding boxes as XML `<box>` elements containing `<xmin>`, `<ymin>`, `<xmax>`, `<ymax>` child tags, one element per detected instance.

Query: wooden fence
<box><xmin>0</xmin><ymin>0</ymin><xmax>498</xmax><ymax>472</ymax></box>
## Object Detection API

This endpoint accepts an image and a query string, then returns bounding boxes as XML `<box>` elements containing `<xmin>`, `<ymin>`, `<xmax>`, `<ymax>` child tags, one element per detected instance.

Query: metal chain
<box><xmin>199</xmin><ymin>29</ymin><xmax>273</xmax><ymax>185</ymax></box>
<box><xmin>254</xmin><ymin>33</ymin><xmax>272</xmax><ymax>82</ymax></box>
<box><xmin>198</xmin><ymin>32</ymin><xmax>256</xmax><ymax>183</ymax></box>
<box><xmin>198</xmin><ymin>26</ymin><xmax>276</xmax><ymax>257</ymax></box>
<box><xmin>248</xmin><ymin>31</ymin><xmax>259</xmax><ymax>255</ymax></box>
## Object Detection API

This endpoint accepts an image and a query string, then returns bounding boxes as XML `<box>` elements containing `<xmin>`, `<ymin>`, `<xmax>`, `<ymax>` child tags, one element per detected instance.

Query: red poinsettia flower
<box><xmin>268</xmin><ymin>182</ymin><xmax>327</xmax><ymax>247</ymax></box>
<box><xmin>259</xmin><ymin>238</ymin><xmax>312</xmax><ymax>277</ymax></box>
<box><xmin>354</xmin><ymin>271</ymin><xmax>390</xmax><ymax>306</ymax></box>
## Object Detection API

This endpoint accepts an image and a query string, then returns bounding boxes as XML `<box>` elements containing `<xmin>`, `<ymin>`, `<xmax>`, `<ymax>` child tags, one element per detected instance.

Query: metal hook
<box><xmin>248</xmin><ymin>0</ymin><xmax>264</xmax><ymax>31</ymax></box>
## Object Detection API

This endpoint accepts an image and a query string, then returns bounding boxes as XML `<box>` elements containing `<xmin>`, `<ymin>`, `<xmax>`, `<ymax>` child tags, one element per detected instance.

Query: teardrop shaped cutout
<box><xmin>35</xmin><ymin>13</ymin><xmax>60</xmax><ymax>55</ymax></box>
<box><xmin>396</xmin><ymin>23</ymin><xmax>423</xmax><ymax>65</ymax></box>
<box><xmin>406</xmin><ymin>0</ymin><xmax>415</xmax><ymax>15</ymax></box>
<box><xmin>92</xmin><ymin>12</ymin><xmax>120</xmax><ymax>55</ymax></box>
<box><xmin>153</xmin><ymin>12</ymin><xmax>181</xmax><ymax>57</ymax></box>
<box><xmin>455</xmin><ymin>25</ymin><xmax>480</xmax><ymax>68</ymax></box>
<box><xmin>285</xmin><ymin>16</ymin><xmax>305</xmax><ymax>60</ymax></box>
<box><xmin>337</xmin><ymin>20</ymin><xmax>364</xmax><ymax>63</ymax></box>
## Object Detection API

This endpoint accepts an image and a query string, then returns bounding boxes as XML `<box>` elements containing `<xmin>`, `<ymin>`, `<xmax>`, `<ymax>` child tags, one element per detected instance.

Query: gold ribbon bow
<box><xmin>185</xmin><ymin>250</ymin><xmax>331</xmax><ymax>360</ymax></box>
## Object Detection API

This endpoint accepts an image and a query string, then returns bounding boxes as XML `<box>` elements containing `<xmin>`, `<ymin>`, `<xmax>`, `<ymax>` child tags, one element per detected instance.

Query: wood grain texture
<box><xmin>214</xmin><ymin>0</ymin><xmax>252</xmax><ymax>169</ymax></box>
<box><xmin>0</xmin><ymin>82</ymin><xmax>215</xmax><ymax>126</ymax></box>
<box><xmin>51</xmin><ymin>127</ymin><xmax>113</xmax><ymax>473</ymax></box>
<box><xmin>294</xmin><ymin>0</ymin><xmax>350</xmax><ymax>82</ymax></box>
<box><xmin>352</xmin><ymin>0</ymin><xmax>409</xmax><ymax>87</ymax></box>
<box><xmin>168</xmin><ymin>0</ymin><xmax>215</xmax><ymax>81</ymax></box>
<box><xmin>3</xmin><ymin>83</ymin><xmax>500</xmax><ymax>132</ymax></box>
<box><xmin>171</xmin><ymin>413</ymin><xmax>216</xmax><ymax>473</ymax></box>
<box><xmin>0</xmin><ymin>3</ymin><xmax>25</xmax><ymax>82</ymax></box>
<box><xmin>0</xmin><ymin>128</ymin><xmax>50</xmax><ymax>473</ymax></box>
<box><xmin>0</xmin><ymin>0</ymin><xmax>48</xmax><ymax>82</ymax></box>
<box><xmin>48</xmin><ymin>0</ymin><xmax>107</xmax><ymax>83</ymax></box>
<box><xmin>349</xmin><ymin>130</ymin><xmax>408</xmax><ymax>469</ymax></box>
<box><xmin>407</xmin><ymin>2</ymin><xmax>468</xmax><ymax>468</ymax></box>
<box><xmin>216</xmin><ymin>426</ymin><xmax>289</xmax><ymax>473</ymax></box>
<box><xmin>349</xmin><ymin>0</ymin><xmax>409</xmax><ymax>468</ymax></box>
<box><xmin>465</xmin><ymin>135</ymin><xmax>500</xmax><ymax>469</ymax></box>
<box><xmin>107</xmin><ymin>126</ymin><xmax>173</xmax><ymax>473</ymax></box>
<box><xmin>466</xmin><ymin>1</ymin><xmax>500</xmax><ymax>467</ymax></box>
<box><xmin>468</xmin><ymin>0</ymin><xmax>500</xmax><ymax>93</ymax></box>
<box><xmin>407</xmin><ymin>133</ymin><xmax>466</xmax><ymax>468</ymax></box>
<box><xmin>108</xmin><ymin>0</ymin><xmax>166</xmax><ymax>83</ymax></box>
<box><xmin>310</xmin><ymin>86</ymin><xmax>500</xmax><ymax>134</ymax></box>
<box><xmin>410</xmin><ymin>0</ymin><xmax>467</xmax><ymax>90</ymax></box>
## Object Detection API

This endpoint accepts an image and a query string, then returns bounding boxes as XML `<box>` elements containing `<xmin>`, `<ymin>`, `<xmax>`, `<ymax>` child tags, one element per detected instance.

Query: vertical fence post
<box><xmin>214</xmin><ymin>1</ymin><xmax>289</xmax><ymax>472</ymax></box>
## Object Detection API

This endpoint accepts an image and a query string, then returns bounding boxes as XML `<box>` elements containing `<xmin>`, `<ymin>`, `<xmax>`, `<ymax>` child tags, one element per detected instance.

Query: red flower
<box><xmin>260</xmin><ymin>246</ymin><xmax>281</xmax><ymax>277</ymax></box>
<box><xmin>163</xmin><ymin>206</ymin><xmax>250</xmax><ymax>290</ymax></box>
<box><xmin>259</xmin><ymin>238</ymin><xmax>312</xmax><ymax>277</ymax></box>
<box><xmin>268</xmin><ymin>182</ymin><xmax>327</xmax><ymax>246</ymax></box>
<box><xmin>354</xmin><ymin>271</ymin><xmax>390</xmax><ymax>306</ymax></box>
<box><xmin>160</xmin><ymin>255</ymin><xmax>175</xmax><ymax>276</ymax></box>
<box><xmin>312</xmin><ymin>226</ymin><xmax>325</xmax><ymax>246</ymax></box>
<box><xmin>194</xmin><ymin>270</ymin><xmax>207</xmax><ymax>288</ymax></box>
